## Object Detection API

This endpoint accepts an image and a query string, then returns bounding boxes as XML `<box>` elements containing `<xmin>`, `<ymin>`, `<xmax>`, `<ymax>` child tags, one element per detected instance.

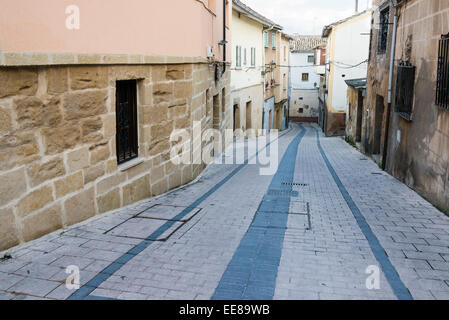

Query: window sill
<box><xmin>395</xmin><ymin>111</ymin><xmax>413</xmax><ymax>122</ymax></box>
<box><xmin>118</xmin><ymin>157</ymin><xmax>144</xmax><ymax>171</ymax></box>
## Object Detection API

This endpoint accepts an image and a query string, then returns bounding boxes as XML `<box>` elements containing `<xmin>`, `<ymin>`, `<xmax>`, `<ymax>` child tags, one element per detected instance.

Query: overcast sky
<box><xmin>241</xmin><ymin>0</ymin><xmax>372</xmax><ymax>35</ymax></box>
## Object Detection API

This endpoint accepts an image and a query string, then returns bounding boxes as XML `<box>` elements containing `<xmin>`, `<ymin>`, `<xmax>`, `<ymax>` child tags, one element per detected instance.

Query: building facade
<box><xmin>0</xmin><ymin>0</ymin><xmax>232</xmax><ymax>251</ymax></box>
<box><xmin>231</xmin><ymin>0</ymin><xmax>270</xmax><ymax>136</ymax></box>
<box><xmin>263</xmin><ymin>24</ymin><xmax>283</xmax><ymax>132</ymax></box>
<box><xmin>274</xmin><ymin>33</ymin><xmax>292</xmax><ymax>131</ymax></box>
<box><xmin>321</xmin><ymin>10</ymin><xmax>371</xmax><ymax>136</ymax></box>
<box><xmin>364</xmin><ymin>0</ymin><xmax>449</xmax><ymax>214</ymax></box>
<box><xmin>290</xmin><ymin>36</ymin><xmax>327</xmax><ymax>123</ymax></box>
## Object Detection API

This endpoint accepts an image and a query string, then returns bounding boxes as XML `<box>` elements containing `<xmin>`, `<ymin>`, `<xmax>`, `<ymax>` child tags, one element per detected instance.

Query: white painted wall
<box><xmin>327</xmin><ymin>12</ymin><xmax>371</xmax><ymax>112</ymax></box>
<box><xmin>291</xmin><ymin>51</ymin><xmax>321</xmax><ymax>90</ymax></box>
<box><xmin>231</xmin><ymin>11</ymin><xmax>264</xmax><ymax>91</ymax></box>
<box><xmin>291</xmin><ymin>89</ymin><xmax>319</xmax><ymax>118</ymax></box>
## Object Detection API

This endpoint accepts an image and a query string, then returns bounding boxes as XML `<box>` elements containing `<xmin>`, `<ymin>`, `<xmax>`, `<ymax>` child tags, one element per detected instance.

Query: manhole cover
<box><xmin>289</xmin><ymin>201</ymin><xmax>309</xmax><ymax>214</ymax></box>
<box><xmin>287</xmin><ymin>214</ymin><xmax>311</xmax><ymax>230</ymax></box>
<box><xmin>106</xmin><ymin>217</ymin><xmax>184</xmax><ymax>241</ymax></box>
<box><xmin>137</xmin><ymin>204</ymin><xmax>201</xmax><ymax>222</ymax></box>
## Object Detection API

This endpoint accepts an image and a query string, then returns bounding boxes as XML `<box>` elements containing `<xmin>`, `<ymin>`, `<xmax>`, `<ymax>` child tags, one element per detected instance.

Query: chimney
<box><xmin>355</xmin><ymin>0</ymin><xmax>359</xmax><ymax>13</ymax></box>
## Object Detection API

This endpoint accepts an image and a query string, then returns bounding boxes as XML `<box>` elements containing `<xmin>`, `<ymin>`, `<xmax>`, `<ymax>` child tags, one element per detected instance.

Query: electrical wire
<box><xmin>228</xmin><ymin>59</ymin><xmax>368</xmax><ymax>71</ymax></box>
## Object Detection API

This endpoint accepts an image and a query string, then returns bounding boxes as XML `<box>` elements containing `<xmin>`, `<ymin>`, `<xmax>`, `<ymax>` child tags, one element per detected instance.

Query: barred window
<box><xmin>116</xmin><ymin>80</ymin><xmax>138</xmax><ymax>165</ymax></box>
<box><xmin>394</xmin><ymin>61</ymin><xmax>415</xmax><ymax>121</ymax></box>
<box><xmin>378</xmin><ymin>7</ymin><xmax>389</xmax><ymax>54</ymax></box>
<box><xmin>436</xmin><ymin>33</ymin><xmax>449</xmax><ymax>110</ymax></box>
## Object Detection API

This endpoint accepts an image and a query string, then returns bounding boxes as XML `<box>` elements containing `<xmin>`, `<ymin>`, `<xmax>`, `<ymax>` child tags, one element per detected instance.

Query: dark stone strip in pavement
<box><xmin>67</xmin><ymin>126</ymin><xmax>294</xmax><ymax>300</ymax></box>
<box><xmin>212</xmin><ymin>125</ymin><xmax>306</xmax><ymax>300</ymax></box>
<box><xmin>315</xmin><ymin>129</ymin><xmax>413</xmax><ymax>300</ymax></box>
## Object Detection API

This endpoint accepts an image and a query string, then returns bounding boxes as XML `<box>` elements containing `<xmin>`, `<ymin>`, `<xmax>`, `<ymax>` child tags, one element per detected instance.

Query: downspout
<box><xmin>222</xmin><ymin>0</ymin><xmax>226</xmax><ymax>75</ymax></box>
<box><xmin>381</xmin><ymin>0</ymin><xmax>399</xmax><ymax>170</ymax></box>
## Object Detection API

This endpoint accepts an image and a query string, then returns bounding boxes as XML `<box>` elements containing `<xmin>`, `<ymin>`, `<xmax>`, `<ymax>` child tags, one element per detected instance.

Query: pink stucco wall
<box><xmin>0</xmin><ymin>0</ymin><xmax>231</xmax><ymax>61</ymax></box>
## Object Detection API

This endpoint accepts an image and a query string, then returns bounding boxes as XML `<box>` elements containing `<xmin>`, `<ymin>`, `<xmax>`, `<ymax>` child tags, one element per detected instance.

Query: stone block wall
<box><xmin>385</xmin><ymin>0</ymin><xmax>449</xmax><ymax>214</ymax></box>
<box><xmin>0</xmin><ymin>60</ymin><xmax>230</xmax><ymax>251</ymax></box>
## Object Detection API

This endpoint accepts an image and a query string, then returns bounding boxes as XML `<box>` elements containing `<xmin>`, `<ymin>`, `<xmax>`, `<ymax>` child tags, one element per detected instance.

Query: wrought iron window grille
<box><xmin>436</xmin><ymin>33</ymin><xmax>449</xmax><ymax>110</ymax></box>
<box><xmin>394</xmin><ymin>60</ymin><xmax>415</xmax><ymax>122</ymax></box>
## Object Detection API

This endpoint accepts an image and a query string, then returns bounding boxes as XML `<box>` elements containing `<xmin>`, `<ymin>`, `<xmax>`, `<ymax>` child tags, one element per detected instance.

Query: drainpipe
<box><xmin>381</xmin><ymin>0</ymin><xmax>399</xmax><ymax>170</ymax></box>
<box><xmin>222</xmin><ymin>0</ymin><xmax>227</xmax><ymax>74</ymax></box>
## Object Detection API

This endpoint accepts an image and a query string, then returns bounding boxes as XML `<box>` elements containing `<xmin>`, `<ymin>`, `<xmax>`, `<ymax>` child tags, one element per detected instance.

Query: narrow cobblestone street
<box><xmin>1</xmin><ymin>123</ymin><xmax>449</xmax><ymax>300</ymax></box>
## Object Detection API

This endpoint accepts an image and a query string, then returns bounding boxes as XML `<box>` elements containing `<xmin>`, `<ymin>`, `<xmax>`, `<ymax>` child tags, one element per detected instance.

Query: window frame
<box><xmin>272</xmin><ymin>33</ymin><xmax>276</xmax><ymax>49</ymax></box>
<box><xmin>377</xmin><ymin>7</ymin><xmax>390</xmax><ymax>54</ymax></box>
<box><xmin>251</xmin><ymin>47</ymin><xmax>256</xmax><ymax>67</ymax></box>
<box><xmin>307</xmin><ymin>55</ymin><xmax>314</xmax><ymax>64</ymax></box>
<box><xmin>436</xmin><ymin>33</ymin><xmax>449</xmax><ymax>110</ymax></box>
<box><xmin>236</xmin><ymin>45</ymin><xmax>242</xmax><ymax>68</ymax></box>
<box><xmin>264</xmin><ymin>32</ymin><xmax>269</xmax><ymax>48</ymax></box>
<box><xmin>116</xmin><ymin>80</ymin><xmax>138</xmax><ymax>165</ymax></box>
<box><xmin>394</xmin><ymin>61</ymin><xmax>416</xmax><ymax>121</ymax></box>
<box><xmin>302</xmin><ymin>73</ymin><xmax>309</xmax><ymax>82</ymax></box>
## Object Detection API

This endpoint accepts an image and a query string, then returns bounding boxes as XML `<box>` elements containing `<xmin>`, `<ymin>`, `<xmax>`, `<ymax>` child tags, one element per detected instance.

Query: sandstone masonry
<box><xmin>0</xmin><ymin>59</ymin><xmax>231</xmax><ymax>251</ymax></box>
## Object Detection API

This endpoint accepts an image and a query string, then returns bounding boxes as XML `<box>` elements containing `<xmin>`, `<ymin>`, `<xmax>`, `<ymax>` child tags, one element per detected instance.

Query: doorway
<box><xmin>213</xmin><ymin>94</ymin><xmax>220</xmax><ymax>130</ymax></box>
<box><xmin>269</xmin><ymin>110</ymin><xmax>272</xmax><ymax>130</ymax></box>
<box><xmin>356</xmin><ymin>90</ymin><xmax>363</xmax><ymax>142</ymax></box>
<box><xmin>373</xmin><ymin>95</ymin><xmax>384</xmax><ymax>154</ymax></box>
<box><xmin>246</xmin><ymin>101</ymin><xmax>252</xmax><ymax>130</ymax></box>
<box><xmin>233</xmin><ymin>104</ymin><xmax>240</xmax><ymax>132</ymax></box>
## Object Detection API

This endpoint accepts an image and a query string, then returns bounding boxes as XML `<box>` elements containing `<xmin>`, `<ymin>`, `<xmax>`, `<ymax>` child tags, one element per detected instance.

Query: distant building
<box><xmin>321</xmin><ymin>10</ymin><xmax>371</xmax><ymax>136</ymax></box>
<box><xmin>262</xmin><ymin>25</ymin><xmax>282</xmax><ymax>132</ymax></box>
<box><xmin>231</xmin><ymin>0</ymin><xmax>275</xmax><ymax>136</ymax></box>
<box><xmin>275</xmin><ymin>33</ymin><xmax>293</xmax><ymax>131</ymax></box>
<box><xmin>289</xmin><ymin>35</ymin><xmax>327</xmax><ymax>123</ymax></box>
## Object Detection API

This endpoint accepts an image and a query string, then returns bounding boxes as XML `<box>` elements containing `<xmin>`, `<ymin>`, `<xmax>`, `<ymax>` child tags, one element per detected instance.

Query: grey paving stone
<box><xmin>0</xmin><ymin>272</ymin><xmax>24</xmax><ymax>291</ymax></box>
<box><xmin>0</xmin><ymin>291</ymin><xmax>15</xmax><ymax>300</ymax></box>
<box><xmin>9</xmin><ymin>278</ymin><xmax>60</xmax><ymax>297</ymax></box>
<box><xmin>1</xmin><ymin>124</ymin><xmax>449</xmax><ymax>300</ymax></box>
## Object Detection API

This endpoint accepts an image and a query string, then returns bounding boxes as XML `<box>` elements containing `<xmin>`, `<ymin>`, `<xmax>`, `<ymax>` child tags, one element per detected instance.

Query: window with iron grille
<box><xmin>116</xmin><ymin>80</ymin><xmax>138</xmax><ymax>164</ymax></box>
<box><xmin>394</xmin><ymin>61</ymin><xmax>415</xmax><ymax>121</ymax></box>
<box><xmin>378</xmin><ymin>7</ymin><xmax>389</xmax><ymax>54</ymax></box>
<box><xmin>436</xmin><ymin>33</ymin><xmax>449</xmax><ymax>110</ymax></box>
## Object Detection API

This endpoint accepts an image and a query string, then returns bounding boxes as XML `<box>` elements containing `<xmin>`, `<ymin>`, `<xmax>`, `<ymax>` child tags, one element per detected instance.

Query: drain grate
<box><xmin>281</xmin><ymin>182</ymin><xmax>308</xmax><ymax>187</ymax></box>
<box><xmin>266</xmin><ymin>189</ymin><xmax>299</xmax><ymax>197</ymax></box>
